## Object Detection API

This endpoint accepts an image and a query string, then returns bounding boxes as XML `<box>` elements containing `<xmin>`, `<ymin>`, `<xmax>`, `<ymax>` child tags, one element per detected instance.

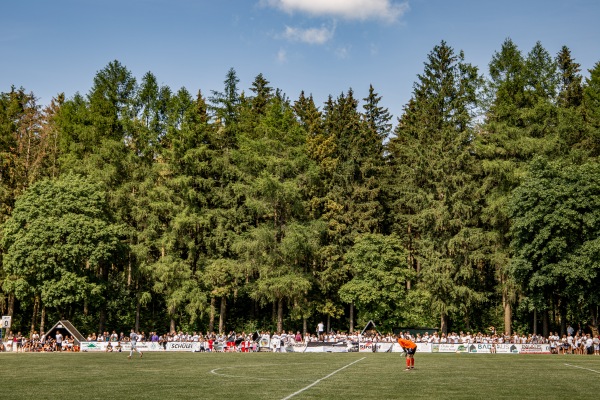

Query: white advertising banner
<box><xmin>282</xmin><ymin>343</ymin><xmax>307</xmax><ymax>353</ymax></box>
<box><xmin>81</xmin><ymin>341</ymin><xmax>165</xmax><ymax>352</ymax></box>
<box><xmin>416</xmin><ymin>343</ymin><xmax>432</xmax><ymax>353</ymax></box>
<box><xmin>495</xmin><ymin>344</ymin><xmax>520</xmax><ymax>354</ymax></box>
<box><xmin>517</xmin><ymin>343</ymin><xmax>551</xmax><ymax>354</ymax></box>
<box><xmin>166</xmin><ymin>342</ymin><xmax>202</xmax><ymax>352</ymax></box>
<box><xmin>358</xmin><ymin>342</ymin><xmax>399</xmax><ymax>353</ymax></box>
<box><xmin>359</xmin><ymin>342</ymin><xmax>374</xmax><ymax>352</ymax></box>
<box><xmin>432</xmin><ymin>343</ymin><xmax>468</xmax><ymax>353</ymax></box>
<box><xmin>465</xmin><ymin>343</ymin><xmax>493</xmax><ymax>353</ymax></box>
<box><xmin>303</xmin><ymin>346</ymin><xmax>326</xmax><ymax>353</ymax></box>
<box><xmin>76</xmin><ymin>340</ymin><xmax>552</xmax><ymax>354</ymax></box>
<box><xmin>373</xmin><ymin>343</ymin><xmax>394</xmax><ymax>353</ymax></box>
<box><xmin>288</xmin><ymin>344</ymin><xmax>352</xmax><ymax>353</ymax></box>
<box><xmin>80</xmin><ymin>342</ymin><xmax>110</xmax><ymax>352</ymax></box>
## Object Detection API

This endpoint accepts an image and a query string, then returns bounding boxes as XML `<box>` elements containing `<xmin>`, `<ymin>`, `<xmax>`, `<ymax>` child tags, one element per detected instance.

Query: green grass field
<box><xmin>1</xmin><ymin>352</ymin><xmax>599</xmax><ymax>399</ymax></box>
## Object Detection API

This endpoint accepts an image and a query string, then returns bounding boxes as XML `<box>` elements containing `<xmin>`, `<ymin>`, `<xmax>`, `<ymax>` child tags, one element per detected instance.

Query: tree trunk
<box><xmin>170</xmin><ymin>318</ymin><xmax>176</xmax><ymax>334</ymax></box>
<box><xmin>277</xmin><ymin>298</ymin><xmax>283</xmax><ymax>333</ymax></box>
<box><xmin>135</xmin><ymin>297</ymin><xmax>141</xmax><ymax>332</ymax></box>
<box><xmin>560</xmin><ymin>301</ymin><xmax>567</xmax><ymax>336</ymax></box>
<box><xmin>542</xmin><ymin>310</ymin><xmax>549</xmax><ymax>338</ymax></box>
<box><xmin>589</xmin><ymin>305</ymin><xmax>599</xmax><ymax>337</ymax></box>
<box><xmin>127</xmin><ymin>251</ymin><xmax>132</xmax><ymax>287</ymax></box>
<box><xmin>327</xmin><ymin>314</ymin><xmax>331</xmax><ymax>333</ymax></box>
<box><xmin>349</xmin><ymin>302</ymin><xmax>354</xmax><ymax>333</ymax></box>
<box><xmin>7</xmin><ymin>293</ymin><xmax>15</xmax><ymax>318</ymax></box>
<box><xmin>40</xmin><ymin>306</ymin><xmax>46</xmax><ymax>335</ymax></box>
<box><xmin>303</xmin><ymin>318</ymin><xmax>307</xmax><ymax>337</ymax></box>
<box><xmin>30</xmin><ymin>295</ymin><xmax>39</xmax><ymax>336</ymax></box>
<box><xmin>440</xmin><ymin>313</ymin><xmax>448</xmax><ymax>334</ymax></box>
<box><xmin>533</xmin><ymin>309</ymin><xmax>537</xmax><ymax>335</ymax></box>
<box><xmin>98</xmin><ymin>263</ymin><xmax>110</xmax><ymax>333</ymax></box>
<box><xmin>503</xmin><ymin>289</ymin><xmax>512</xmax><ymax>336</ymax></box>
<box><xmin>407</xmin><ymin>225</ymin><xmax>413</xmax><ymax>290</ymax></box>
<box><xmin>99</xmin><ymin>308</ymin><xmax>106</xmax><ymax>334</ymax></box>
<box><xmin>208</xmin><ymin>297</ymin><xmax>215</xmax><ymax>333</ymax></box>
<box><xmin>219</xmin><ymin>296</ymin><xmax>226</xmax><ymax>334</ymax></box>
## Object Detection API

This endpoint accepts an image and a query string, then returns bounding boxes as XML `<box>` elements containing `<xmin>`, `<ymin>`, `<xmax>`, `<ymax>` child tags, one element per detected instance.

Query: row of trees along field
<box><xmin>1</xmin><ymin>39</ymin><xmax>600</xmax><ymax>338</ymax></box>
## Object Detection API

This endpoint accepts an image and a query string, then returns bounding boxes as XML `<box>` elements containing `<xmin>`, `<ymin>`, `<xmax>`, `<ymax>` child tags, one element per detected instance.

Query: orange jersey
<box><xmin>397</xmin><ymin>338</ymin><xmax>417</xmax><ymax>349</ymax></box>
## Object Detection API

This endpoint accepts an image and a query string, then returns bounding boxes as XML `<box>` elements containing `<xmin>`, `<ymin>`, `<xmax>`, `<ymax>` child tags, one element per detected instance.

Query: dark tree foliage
<box><xmin>1</xmin><ymin>40</ymin><xmax>600</xmax><ymax>337</ymax></box>
<box><xmin>387</xmin><ymin>41</ymin><xmax>485</xmax><ymax>333</ymax></box>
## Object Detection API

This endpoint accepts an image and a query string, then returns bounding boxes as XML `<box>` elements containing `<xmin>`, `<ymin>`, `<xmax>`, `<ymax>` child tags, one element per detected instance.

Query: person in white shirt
<box><xmin>585</xmin><ymin>334</ymin><xmax>593</xmax><ymax>355</ymax></box>
<box><xmin>128</xmin><ymin>329</ymin><xmax>143</xmax><ymax>359</ymax></box>
<box><xmin>566</xmin><ymin>333</ymin><xmax>574</xmax><ymax>353</ymax></box>
<box><xmin>271</xmin><ymin>333</ymin><xmax>281</xmax><ymax>352</ymax></box>
<box><xmin>55</xmin><ymin>332</ymin><xmax>63</xmax><ymax>352</ymax></box>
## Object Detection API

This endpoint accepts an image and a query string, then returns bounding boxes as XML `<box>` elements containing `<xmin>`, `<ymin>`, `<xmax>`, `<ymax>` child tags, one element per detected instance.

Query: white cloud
<box><xmin>263</xmin><ymin>0</ymin><xmax>409</xmax><ymax>22</ymax></box>
<box><xmin>277</xmin><ymin>48</ymin><xmax>287</xmax><ymax>63</ymax></box>
<box><xmin>283</xmin><ymin>25</ymin><xmax>335</xmax><ymax>45</ymax></box>
<box><xmin>335</xmin><ymin>46</ymin><xmax>350</xmax><ymax>59</ymax></box>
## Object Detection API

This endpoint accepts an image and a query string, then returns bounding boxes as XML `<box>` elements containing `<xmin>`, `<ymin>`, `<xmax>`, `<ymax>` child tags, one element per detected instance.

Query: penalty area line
<box><xmin>564</xmin><ymin>363</ymin><xmax>600</xmax><ymax>374</ymax></box>
<box><xmin>281</xmin><ymin>357</ymin><xmax>366</xmax><ymax>400</ymax></box>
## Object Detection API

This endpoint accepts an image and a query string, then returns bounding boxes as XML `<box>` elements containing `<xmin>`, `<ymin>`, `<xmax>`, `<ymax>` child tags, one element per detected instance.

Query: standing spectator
<box><xmin>317</xmin><ymin>322</ymin><xmax>325</xmax><ymax>341</ymax></box>
<box><xmin>55</xmin><ymin>331</ymin><xmax>63</xmax><ymax>352</ymax></box>
<box><xmin>271</xmin><ymin>332</ymin><xmax>281</xmax><ymax>352</ymax></box>
<box><xmin>15</xmin><ymin>332</ymin><xmax>23</xmax><ymax>352</ymax></box>
<box><xmin>585</xmin><ymin>334</ymin><xmax>593</xmax><ymax>355</ymax></box>
<box><xmin>6</xmin><ymin>331</ymin><xmax>14</xmax><ymax>352</ymax></box>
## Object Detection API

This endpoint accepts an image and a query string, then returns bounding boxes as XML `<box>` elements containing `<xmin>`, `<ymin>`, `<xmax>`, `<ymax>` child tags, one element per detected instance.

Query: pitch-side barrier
<box><xmin>77</xmin><ymin>341</ymin><xmax>551</xmax><ymax>354</ymax></box>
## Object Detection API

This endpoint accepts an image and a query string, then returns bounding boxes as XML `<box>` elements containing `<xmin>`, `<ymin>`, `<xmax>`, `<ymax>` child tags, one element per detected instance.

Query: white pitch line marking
<box><xmin>564</xmin><ymin>363</ymin><xmax>600</xmax><ymax>374</ymax></box>
<box><xmin>281</xmin><ymin>357</ymin><xmax>366</xmax><ymax>400</ymax></box>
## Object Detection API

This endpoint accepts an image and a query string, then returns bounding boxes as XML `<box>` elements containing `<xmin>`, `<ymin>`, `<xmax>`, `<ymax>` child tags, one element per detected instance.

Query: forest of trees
<box><xmin>1</xmin><ymin>39</ymin><xmax>600</xmax><ymax>338</ymax></box>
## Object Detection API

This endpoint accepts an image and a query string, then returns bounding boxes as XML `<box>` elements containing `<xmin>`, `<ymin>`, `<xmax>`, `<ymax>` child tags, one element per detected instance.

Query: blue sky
<box><xmin>2</xmin><ymin>0</ymin><xmax>599</xmax><ymax>119</ymax></box>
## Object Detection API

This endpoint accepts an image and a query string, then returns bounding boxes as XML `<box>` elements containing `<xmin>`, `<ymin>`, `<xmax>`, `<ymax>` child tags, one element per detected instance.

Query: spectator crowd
<box><xmin>1</xmin><ymin>326</ymin><xmax>599</xmax><ymax>355</ymax></box>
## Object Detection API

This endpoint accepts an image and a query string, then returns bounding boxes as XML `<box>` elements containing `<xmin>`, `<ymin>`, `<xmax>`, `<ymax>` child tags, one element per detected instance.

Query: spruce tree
<box><xmin>387</xmin><ymin>41</ymin><xmax>484</xmax><ymax>333</ymax></box>
<box><xmin>233</xmin><ymin>93</ymin><xmax>315</xmax><ymax>332</ymax></box>
<box><xmin>583</xmin><ymin>61</ymin><xmax>600</xmax><ymax>155</ymax></box>
<box><xmin>475</xmin><ymin>39</ymin><xmax>563</xmax><ymax>334</ymax></box>
<box><xmin>555</xmin><ymin>46</ymin><xmax>587</xmax><ymax>157</ymax></box>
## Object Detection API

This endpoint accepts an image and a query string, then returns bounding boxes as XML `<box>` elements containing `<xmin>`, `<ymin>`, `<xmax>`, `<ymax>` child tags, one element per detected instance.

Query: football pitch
<box><xmin>1</xmin><ymin>352</ymin><xmax>599</xmax><ymax>399</ymax></box>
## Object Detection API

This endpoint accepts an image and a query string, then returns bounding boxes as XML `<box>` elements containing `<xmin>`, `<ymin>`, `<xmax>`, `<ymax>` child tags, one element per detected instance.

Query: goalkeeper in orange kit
<box><xmin>397</xmin><ymin>337</ymin><xmax>417</xmax><ymax>371</ymax></box>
